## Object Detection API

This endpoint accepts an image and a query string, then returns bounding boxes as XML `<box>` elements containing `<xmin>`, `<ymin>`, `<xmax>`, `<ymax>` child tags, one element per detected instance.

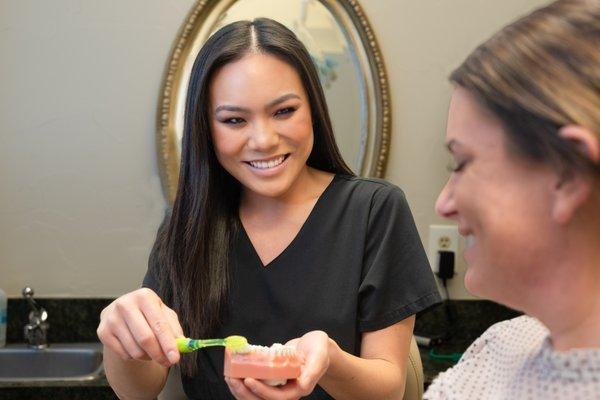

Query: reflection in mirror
<box><xmin>157</xmin><ymin>0</ymin><xmax>390</xmax><ymax>203</ymax></box>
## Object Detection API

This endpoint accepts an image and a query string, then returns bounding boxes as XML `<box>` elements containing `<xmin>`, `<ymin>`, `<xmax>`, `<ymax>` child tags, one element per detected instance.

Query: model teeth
<box><xmin>233</xmin><ymin>343</ymin><xmax>296</xmax><ymax>357</ymax></box>
<box><xmin>248</xmin><ymin>155</ymin><xmax>285</xmax><ymax>169</ymax></box>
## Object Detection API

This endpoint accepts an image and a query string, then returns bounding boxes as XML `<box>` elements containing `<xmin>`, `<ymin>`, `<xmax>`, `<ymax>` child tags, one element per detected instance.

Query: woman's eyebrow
<box><xmin>266</xmin><ymin>93</ymin><xmax>301</xmax><ymax>108</ymax></box>
<box><xmin>214</xmin><ymin>104</ymin><xmax>250</xmax><ymax>114</ymax></box>
<box><xmin>214</xmin><ymin>93</ymin><xmax>301</xmax><ymax>115</ymax></box>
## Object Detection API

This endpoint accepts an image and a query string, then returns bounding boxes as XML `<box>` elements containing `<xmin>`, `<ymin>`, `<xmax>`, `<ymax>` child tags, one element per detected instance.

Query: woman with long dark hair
<box><xmin>98</xmin><ymin>18</ymin><xmax>440</xmax><ymax>400</ymax></box>
<box><xmin>426</xmin><ymin>0</ymin><xmax>600</xmax><ymax>398</ymax></box>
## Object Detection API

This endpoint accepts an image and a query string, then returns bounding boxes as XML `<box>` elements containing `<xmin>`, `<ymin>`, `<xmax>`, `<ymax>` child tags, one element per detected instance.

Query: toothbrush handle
<box><xmin>195</xmin><ymin>338</ymin><xmax>226</xmax><ymax>348</ymax></box>
<box><xmin>176</xmin><ymin>337</ymin><xmax>225</xmax><ymax>353</ymax></box>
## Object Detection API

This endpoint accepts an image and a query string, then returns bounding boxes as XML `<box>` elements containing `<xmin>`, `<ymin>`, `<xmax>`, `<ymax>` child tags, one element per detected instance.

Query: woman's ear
<box><xmin>551</xmin><ymin>125</ymin><xmax>599</xmax><ymax>224</ymax></box>
<box><xmin>559</xmin><ymin>125</ymin><xmax>599</xmax><ymax>162</ymax></box>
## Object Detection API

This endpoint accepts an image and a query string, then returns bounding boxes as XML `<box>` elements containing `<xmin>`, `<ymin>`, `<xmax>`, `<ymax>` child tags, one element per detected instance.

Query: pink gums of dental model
<box><xmin>224</xmin><ymin>343</ymin><xmax>302</xmax><ymax>386</ymax></box>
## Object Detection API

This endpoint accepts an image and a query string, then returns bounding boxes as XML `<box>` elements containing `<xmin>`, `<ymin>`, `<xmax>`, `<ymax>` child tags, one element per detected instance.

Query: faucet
<box><xmin>22</xmin><ymin>287</ymin><xmax>49</xmax><ymax>349</ymax></box>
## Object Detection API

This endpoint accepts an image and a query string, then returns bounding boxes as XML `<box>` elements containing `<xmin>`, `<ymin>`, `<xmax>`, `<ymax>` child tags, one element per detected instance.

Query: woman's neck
<box><xmin>240</xmin><ymin>167</ymin><xmax>333</xmax><ymax>216</ymax></box>
<box><xmin>529</xmin><ymin>249</ymin><xmax>600</xmax><ymax>351</ymax></box>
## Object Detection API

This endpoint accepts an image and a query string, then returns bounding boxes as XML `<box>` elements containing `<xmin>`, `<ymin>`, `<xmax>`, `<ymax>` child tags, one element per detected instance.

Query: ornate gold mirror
<box><xmin>157</xmin><ymin>0</ymin><xmax>391</xmax><ymax>204</ymax></box>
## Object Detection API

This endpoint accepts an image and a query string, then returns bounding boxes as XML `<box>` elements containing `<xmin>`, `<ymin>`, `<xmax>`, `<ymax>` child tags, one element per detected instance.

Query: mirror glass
<box><xmin>157</xmin><ymin>0</ymin><xmax>390</xmax><ymax>203</ymax></box>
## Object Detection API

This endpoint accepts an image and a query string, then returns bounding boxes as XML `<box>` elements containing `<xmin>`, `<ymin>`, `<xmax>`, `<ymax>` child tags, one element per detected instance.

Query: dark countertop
<box><xmin>0</xmin><ymin>376</ymin><xmax>108</xmax><ymax>388</ymax></box>
<box><xmin>0</xmin><ymin>386</ymin><xmax>118</xmax><ymax>400</ymax></box>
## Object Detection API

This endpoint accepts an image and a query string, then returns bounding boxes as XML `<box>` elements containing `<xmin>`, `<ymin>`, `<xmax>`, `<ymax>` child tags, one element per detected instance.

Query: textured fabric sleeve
<box><xmin>358</xmin><ymin>184</ymin><xmax>441</xmax><ymax>331</ymax></box>
<box><xmin>423</xmin><ymin>320</ymin><xmax>508</xmax><ymax>400</ymax></box>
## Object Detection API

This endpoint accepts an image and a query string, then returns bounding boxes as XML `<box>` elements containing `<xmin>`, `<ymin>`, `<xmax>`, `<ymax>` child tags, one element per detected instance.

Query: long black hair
<box><xmin>150</xmin><ymin>18</ymin><xmax>353</xmax><ymax>375</ymax></box>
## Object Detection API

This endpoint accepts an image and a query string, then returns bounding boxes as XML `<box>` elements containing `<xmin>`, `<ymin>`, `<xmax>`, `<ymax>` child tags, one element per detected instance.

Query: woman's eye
<box><xmin>222</xmin><ymin>117</ymin><xmax>245</xmax><ymax>125</ymax></box>
<box><xmin>447</xmin><ymin>160</ymin><xmax>467</xmax><ymax>173</ymax></box>
<box><xmin>274</xmin><ymin>107</ymin><xmax>296</xmax><ymax>118</ymax></box>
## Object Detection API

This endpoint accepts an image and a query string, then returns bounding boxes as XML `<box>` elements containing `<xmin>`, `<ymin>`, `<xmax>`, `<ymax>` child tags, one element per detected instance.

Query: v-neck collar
<box><xmin>238</xmin><ymin>174</ymin><xmax>339</xmax><ymax>269</ymax></box>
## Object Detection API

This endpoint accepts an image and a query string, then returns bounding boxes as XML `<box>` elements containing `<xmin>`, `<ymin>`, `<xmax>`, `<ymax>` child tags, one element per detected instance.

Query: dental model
<box><xmin>224</xmin><ymin>343</ymin><xmax>302</xmax><ymax>386</ymax></box>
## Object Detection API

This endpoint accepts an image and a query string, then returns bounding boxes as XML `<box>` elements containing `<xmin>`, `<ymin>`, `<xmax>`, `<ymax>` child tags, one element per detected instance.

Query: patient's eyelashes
<box><xmin>447</xmin><ymin>159</ymin><xmax>468</xmax><ymax>173</ymax></box>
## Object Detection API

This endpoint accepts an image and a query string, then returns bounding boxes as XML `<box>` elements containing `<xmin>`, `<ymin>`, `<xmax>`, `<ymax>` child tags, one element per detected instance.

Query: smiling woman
<box><xmin>97</xmin><ymin>17</ymin><xmax>440</xmax><ymax>400</ymax></box>
<box><xmin>426</xmin><ymin>0</ymin><xmax>600</xmax><ymax>398</ymax></box>
<box><xmin>209</xmin><ymin>53</ymin><xmax>317</xmax><ymax>201</ymax></box>
<box><xmin>156</xmin><ymin>0</ymin><xmax>392</xmax><ymax>204</ymax></box>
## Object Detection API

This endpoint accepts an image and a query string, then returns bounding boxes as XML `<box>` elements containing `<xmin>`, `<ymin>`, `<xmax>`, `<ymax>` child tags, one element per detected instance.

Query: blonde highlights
<box><xmin>451</xmin><ymin>0</ymin><xmax>600</xmax><ymax>176</ymax></box>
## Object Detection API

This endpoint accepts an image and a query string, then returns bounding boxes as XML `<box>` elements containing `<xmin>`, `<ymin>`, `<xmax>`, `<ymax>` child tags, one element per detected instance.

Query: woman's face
<box><xmin>435</xmin><ymin>87</ymin><xmax>560</xmax><ymax>305</ymax></box>
<box><xmin>208</xmin><ymin>52</ymin><xmax>314</xmax><ymax>199</ymax></box>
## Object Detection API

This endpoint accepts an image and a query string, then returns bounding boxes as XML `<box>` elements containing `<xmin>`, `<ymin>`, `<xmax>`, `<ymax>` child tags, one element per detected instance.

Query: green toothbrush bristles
<box><xmin>224</xmin><ymin>335</ymin><xmax>248</xmax><ymax>351</ymax></box>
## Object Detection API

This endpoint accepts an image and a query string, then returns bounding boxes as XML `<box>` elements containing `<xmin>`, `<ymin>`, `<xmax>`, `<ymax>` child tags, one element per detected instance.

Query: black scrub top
<box><xmin>143</xmin><ymin>174</ymin><xmax>441</xmax><ymax>399</ymax></box>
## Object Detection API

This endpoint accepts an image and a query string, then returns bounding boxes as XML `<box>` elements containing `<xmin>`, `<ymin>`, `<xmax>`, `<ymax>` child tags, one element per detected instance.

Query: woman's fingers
<box><xmin>119</xmin><ymin>300</ymin><xmax>171</xmax><ymax>366</ymax></box>
<box><xmin>164</xmin><ymin>304</ymin><xmax>185</xmax><ymax>338</ymax></box>
<box><xmin>226</xmin><ymin>377</ymin><xmax>264</xmax><ymax>400</ymax></box>
<box><xmin>101</xmin><ymin>331</ymin><xmax>133</xmax><ymax>360</ymax></box>
<box><xmin>110</xmin><ymin>313</ymin><xmax>152</xmax><ymax>361</ymax></box>
<box><xmin>137</xmin><ymin>295</ymin><xmax>181</xmax><ymax>364</ymax></box>
<box><xmin>242</xmin><ymin>378</ymin><xmax>303</xmax><ymax>400</ymax></box>
<box><xmin>97</xmin><ymin>288</ymin><xmax>182</xmax><ymax>367</ymax></box>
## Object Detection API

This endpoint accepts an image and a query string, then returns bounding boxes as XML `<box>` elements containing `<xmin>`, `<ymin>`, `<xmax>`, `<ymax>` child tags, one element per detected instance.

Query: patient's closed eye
<box><xmin>447</xmin><ymin>160</ymin><xmax>468</xmax><ymax>173</ymax></box>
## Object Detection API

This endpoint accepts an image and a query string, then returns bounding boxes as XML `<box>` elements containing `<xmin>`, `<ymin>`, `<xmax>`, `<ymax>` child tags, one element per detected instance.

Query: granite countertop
<box><xmin>0</xmin><ymin>370</ymin><xmax>108</xmax><ymax>388</ymax></box>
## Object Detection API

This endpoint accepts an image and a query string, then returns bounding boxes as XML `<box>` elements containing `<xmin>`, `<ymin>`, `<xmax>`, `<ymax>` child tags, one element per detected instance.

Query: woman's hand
<box><xmin>97</xmin><ymin>288</ymin><xmax>184</xmax><ymax>368</ymax></box>
<box><xmin>225</xmin><ymin>330</ymin><xmax>332</xmax><ymax>400</ymax></box>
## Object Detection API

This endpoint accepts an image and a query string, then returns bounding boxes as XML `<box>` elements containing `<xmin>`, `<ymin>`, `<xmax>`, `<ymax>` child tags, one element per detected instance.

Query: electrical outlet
<box><xmin>427</xmin><ymin>225</ymin><xmax>459</xmax><ymax>273</ymax></box>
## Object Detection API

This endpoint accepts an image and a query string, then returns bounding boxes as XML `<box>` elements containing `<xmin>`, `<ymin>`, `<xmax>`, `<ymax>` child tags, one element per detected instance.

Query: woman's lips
<box><xmin>244</xmin><ymin>154</ymin><xmax>291</xmax><ymax>175</ymax></box>
<box><xmin>247</xmin><ymin>154</ymin><xmax>287</xmax><ymax>169</ymax></box>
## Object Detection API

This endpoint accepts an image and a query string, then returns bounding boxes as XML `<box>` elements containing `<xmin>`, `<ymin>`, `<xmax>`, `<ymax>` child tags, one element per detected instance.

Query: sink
<box><xmin>0</xmin><ymin>343</ymin><xmax>104</xmax><ymax>382</ymax></box>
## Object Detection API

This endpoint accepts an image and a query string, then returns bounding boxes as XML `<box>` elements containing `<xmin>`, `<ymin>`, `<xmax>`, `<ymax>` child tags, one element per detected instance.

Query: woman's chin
<box><xmin>463</xmin><ymin>266</ymin><xmax>486</xmax><ymax>298</ymax></box>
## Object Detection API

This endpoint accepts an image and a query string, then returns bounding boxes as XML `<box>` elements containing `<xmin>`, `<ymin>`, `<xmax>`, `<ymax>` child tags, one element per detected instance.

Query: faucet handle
<box><xmin>22</xmin><ymin>286</ymin><xmax>43</xmax><ymax>313</ymax></box>
<box><xmin>22</xmin><ymin>287</ymin><xmax>34</xmax><ymax>298</ymax></box>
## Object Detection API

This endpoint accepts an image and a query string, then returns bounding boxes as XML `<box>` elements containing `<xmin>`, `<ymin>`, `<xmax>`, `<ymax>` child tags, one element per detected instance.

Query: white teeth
<box><xmin>467</xmin><ymin>235</ymin><xmax>475</xmax><ymax>248</ymax></box>
<box><xmin>234</xmin><ymin>343</ymin><xmax>297</xmax><ymax>357</ymax></box>
<box><xmin>248</xmin><ymin>155</ymin><xmax>285</xmax><ymax>169</ymax></box>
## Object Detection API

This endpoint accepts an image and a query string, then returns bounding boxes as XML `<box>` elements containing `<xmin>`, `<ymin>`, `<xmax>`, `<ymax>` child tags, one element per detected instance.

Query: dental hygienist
<box><xmin>98</xmin><ymin>18</ymin><xmax>440</xmax><ymax>400</ymax></box>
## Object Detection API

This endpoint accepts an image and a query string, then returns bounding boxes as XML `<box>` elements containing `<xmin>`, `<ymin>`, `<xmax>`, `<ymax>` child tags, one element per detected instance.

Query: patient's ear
<box><xmin>551</xmin><ymin>125</ymin><xmax>599</xmax><ymax>224</ymax></box>
<box><xmin>559</xmin><ymin>125</ymin><xmax>599</xmax><ymax>162</ymax></box>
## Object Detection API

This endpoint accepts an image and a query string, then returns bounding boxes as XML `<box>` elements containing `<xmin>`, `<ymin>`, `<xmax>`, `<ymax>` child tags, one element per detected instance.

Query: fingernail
<box><xmin>167</xmin><ymin>350</ymin><xmax>178</xmax><ymax>364</ymax></box>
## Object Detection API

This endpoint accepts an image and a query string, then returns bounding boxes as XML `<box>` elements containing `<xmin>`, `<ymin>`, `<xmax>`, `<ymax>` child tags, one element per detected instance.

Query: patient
<box><xmin>425</xmin><ymin>0</ymin><xmax>600</xmax><ymax>398</ymax></box>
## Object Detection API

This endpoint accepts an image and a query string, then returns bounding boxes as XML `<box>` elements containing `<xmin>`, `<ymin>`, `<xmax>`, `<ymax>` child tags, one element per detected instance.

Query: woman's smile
<box><xmin>245</xmin><ymin>153</ymin><xmax>290</xmax><ymax>169</ymax></box>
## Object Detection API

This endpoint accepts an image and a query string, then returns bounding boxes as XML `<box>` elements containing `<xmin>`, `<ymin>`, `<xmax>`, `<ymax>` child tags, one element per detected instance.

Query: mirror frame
<box><xmin>156</xmin><ymin>0</ymin><xmax>391</xmax><ymax>204</ymax></box>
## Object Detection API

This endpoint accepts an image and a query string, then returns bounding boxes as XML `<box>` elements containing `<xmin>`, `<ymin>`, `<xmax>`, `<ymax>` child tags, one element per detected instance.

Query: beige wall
<box><xmin>0</xmin><ymin>0</ymin><xmax>550</xmax><ymax>298</ymax></box>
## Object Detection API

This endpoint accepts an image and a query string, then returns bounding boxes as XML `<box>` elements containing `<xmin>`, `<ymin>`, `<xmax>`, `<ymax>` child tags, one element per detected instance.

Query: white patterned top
<box><xmin>424</xmin><ymin>315</ymin><xmax>600</xmax><ymax>400</ymax></box>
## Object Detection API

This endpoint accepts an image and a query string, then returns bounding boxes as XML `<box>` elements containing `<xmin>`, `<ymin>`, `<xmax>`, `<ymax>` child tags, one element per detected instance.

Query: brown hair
<box><xmin>150</xmin><ymin>18</ymin><xmax>353</xmax><ymax>376</ymax></box>
<box><xmin>450</xmin><ymin>0</ymin><xmax>600</xmax><ymax>178</ymax></box>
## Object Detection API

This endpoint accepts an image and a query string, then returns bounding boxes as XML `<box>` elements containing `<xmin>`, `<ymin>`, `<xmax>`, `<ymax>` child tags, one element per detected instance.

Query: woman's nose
<box><xmin>435</xmin><ymin>179</ymin><xmax>457</xmax><ymax>219</ymax></box>
<box><xmin>247</xmin><ymin>120</ymin><xmax>279</xmax><ymax>152</ymax></box>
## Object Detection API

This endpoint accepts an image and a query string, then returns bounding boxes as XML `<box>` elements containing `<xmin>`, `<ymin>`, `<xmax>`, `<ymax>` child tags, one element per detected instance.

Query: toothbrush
<box><xmin>176</xmin><ymin>335</ymin><xmax>249</xmax><ymax>353</ymax></box>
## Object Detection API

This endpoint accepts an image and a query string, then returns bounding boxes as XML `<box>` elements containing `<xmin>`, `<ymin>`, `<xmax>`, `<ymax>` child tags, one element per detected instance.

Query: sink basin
<box><xmin>0</xmin><ymin>343</ymin><xmax>104</xmax><ymax>382</ymax></box>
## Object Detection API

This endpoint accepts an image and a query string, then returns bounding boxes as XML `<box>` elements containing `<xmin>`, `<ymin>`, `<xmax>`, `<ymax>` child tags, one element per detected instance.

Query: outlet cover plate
<box><xmin>427</xmin><ymin>225</ymin><xmax>459</xmax><ymax>273</ymax></box>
